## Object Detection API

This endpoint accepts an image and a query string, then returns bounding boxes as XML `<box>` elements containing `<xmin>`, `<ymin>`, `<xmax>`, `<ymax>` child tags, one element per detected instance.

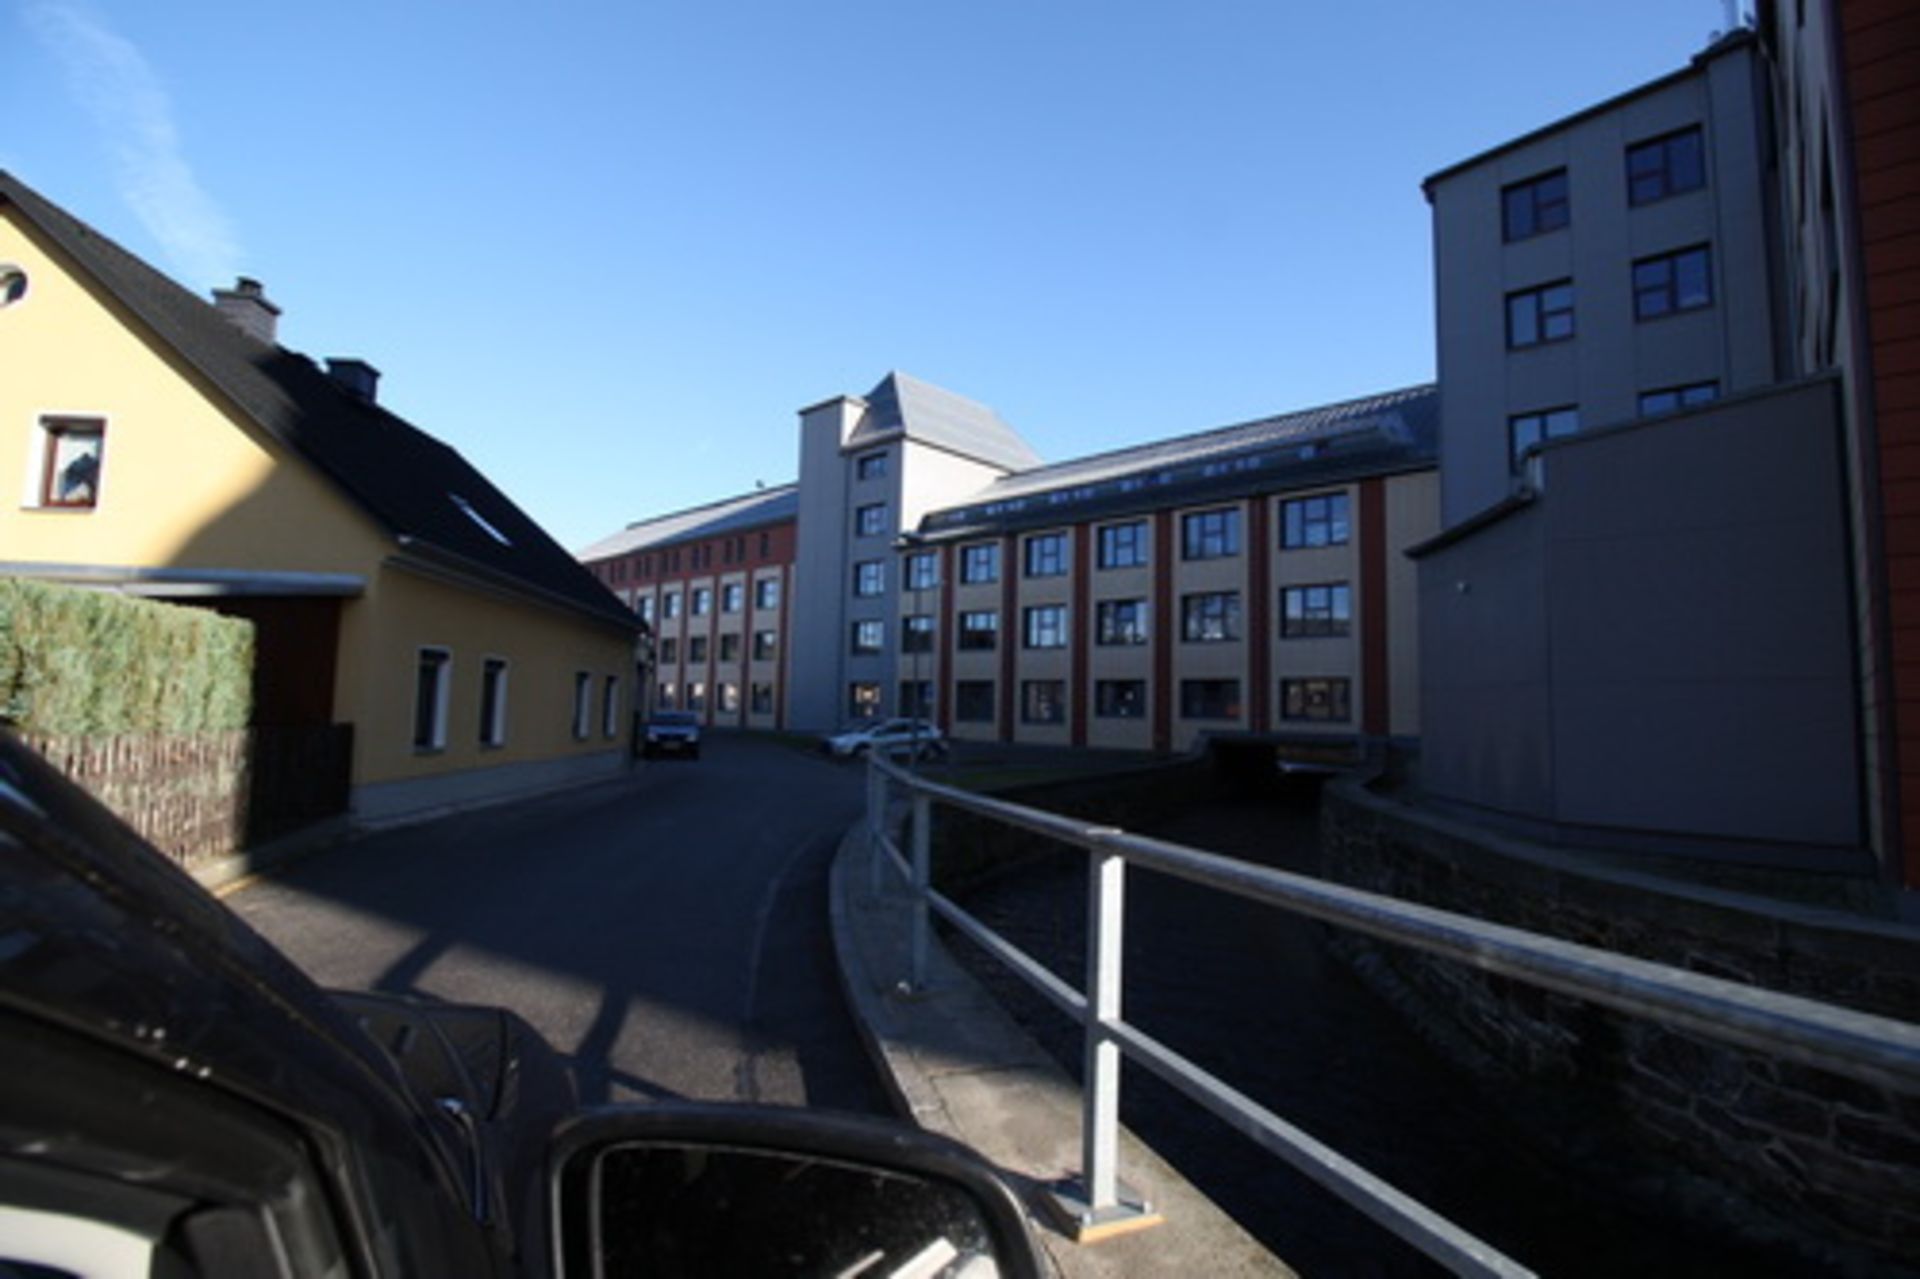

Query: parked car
<box><xmin>819</xmin><ymin>717</ymin><xmax>948</xmax><ymax>761</ymax></box>
<box><xmin>0</xmin><ymin>730</ymin><xmax>1041</xmax><ymax>1277</ymax></box>
<box><xmin>642</xmin><ymin>709</ymin><xmax>701</xmax><ymax>759</ymax></box>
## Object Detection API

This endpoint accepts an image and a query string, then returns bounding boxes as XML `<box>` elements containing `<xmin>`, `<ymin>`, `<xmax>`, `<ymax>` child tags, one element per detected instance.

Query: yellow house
<box><xmin>0</xmin><ymin>171</ymin><xmax>639</xmax><ymax>826</ymax></box>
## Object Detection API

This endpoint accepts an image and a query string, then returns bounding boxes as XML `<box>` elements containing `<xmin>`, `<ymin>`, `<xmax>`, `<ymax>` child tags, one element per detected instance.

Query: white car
<box><xmin>820</xmin><ymin>718</ymin><xmax>948</xmax><ymax>761</ymax></box>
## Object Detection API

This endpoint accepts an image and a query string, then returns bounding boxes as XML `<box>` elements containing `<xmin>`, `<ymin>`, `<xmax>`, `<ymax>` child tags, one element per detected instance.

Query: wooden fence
<box><xmin>22</xmin><ymin>725</ymin><xmax>354</xmax><ymax>868</ymax></box>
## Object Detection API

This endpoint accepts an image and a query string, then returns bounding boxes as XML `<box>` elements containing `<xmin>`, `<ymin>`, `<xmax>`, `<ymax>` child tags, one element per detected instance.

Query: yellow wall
<box><xmin>340</xmin><ymin>564</ymin><xmax>634</xmax><ymax>787</ymax></box>
<box><xmin>0</xmin><ymin>207</ymin><xmax>392</xmax><ymax>577</ymax></box>
<box><xmin>2</xmin><ymin>206</ymin><xmax>635</xmax><ymax>796</ymax></box>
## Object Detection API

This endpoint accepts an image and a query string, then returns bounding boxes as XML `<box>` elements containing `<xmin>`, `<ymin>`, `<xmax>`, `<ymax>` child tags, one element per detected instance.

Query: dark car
<box><xmin>641</xmin><ymin>710</ymin><xmax>701</xmax><ymax>759</ymax></box>
<box><xmin>0</xmin><ymin>730</ymin><xmax>1041</xmax><ymax>1277</ymax></box>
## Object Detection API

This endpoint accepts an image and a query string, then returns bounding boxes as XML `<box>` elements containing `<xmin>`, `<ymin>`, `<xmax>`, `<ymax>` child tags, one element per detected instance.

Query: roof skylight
<box><xmin>450</xmin><ymin>493</ymin><xmax>513</xmax><ymax>546</ymax></box>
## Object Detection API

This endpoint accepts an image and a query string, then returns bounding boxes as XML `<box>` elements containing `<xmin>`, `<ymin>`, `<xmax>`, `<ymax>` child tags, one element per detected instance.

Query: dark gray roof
<box><xmin>576</xmin><ymin>485</ymin><xmax>798</xmax><ymax>560</ymax></box>
<box><xmin>920</xmin><ymin>384</ymin><xmax>1437</xmax><ymax>537</ymax></box>
<box><xmin>1</xmin><ymin>171</ymin><xmax>635</xmax><ymax>633</ymax></box>
<box><xmin>848</xmin><ymin>372</ymin><xmax>1042</xmax><ymax>472</ymax></box>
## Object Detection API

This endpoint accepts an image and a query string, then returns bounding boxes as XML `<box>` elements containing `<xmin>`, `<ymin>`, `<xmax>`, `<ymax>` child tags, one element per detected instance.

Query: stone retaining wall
<box><xmin>1323</xmin><ymin>775</ymin><xmax>1920</xmax><ymax>1268</ymax></box>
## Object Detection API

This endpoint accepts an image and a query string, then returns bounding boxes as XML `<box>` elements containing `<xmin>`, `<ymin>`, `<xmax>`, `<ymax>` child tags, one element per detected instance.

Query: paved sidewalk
<box><xmin>828</xmin><ymin>824</ymin><xmax>1293</xmax><ymax>1278</ymax></box>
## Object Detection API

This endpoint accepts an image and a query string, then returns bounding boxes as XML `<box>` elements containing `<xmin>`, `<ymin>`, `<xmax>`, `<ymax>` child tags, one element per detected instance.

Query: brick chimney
<box><xmin>211</xmin><ymin>277</ymin><xmax>280</xmax><ymax>344</ymax></box>
<box><xmin>325</xmin><ymin>358</ymin><xmax>381</xmax><ymax>404</ymax></box>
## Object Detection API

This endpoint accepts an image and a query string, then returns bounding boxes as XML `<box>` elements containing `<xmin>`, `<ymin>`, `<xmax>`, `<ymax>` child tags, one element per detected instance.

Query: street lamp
<box><xmin>895</xmin><ymin>531</ymin><xmax>928</xmax><ymax>772</ymax></box>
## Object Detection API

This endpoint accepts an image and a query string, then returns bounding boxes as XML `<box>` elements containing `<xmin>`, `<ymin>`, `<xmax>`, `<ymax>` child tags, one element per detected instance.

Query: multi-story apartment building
<box><xmin>911</xmin><ymin>386</ymin><xmax>1437</xmax><ymax>754</ymax></box>
<box><xmin>580</xmin><ymin>378</ymin><xmax>1438</xmax><ymax>755</ymax></box>
<box><xmin>1414</xmin><ymin>12</ymin><xmax>1918</xmax><ymax>891</ymax></box>
<box><xmin>579</xmin><ymin>486</ymin><xmax>797</xmax><ymax>729</ymax></box>
<box><xmin>788</xmin><ymin>373</ymin><xmax>1044</xmax><ymax>731</ymax></box>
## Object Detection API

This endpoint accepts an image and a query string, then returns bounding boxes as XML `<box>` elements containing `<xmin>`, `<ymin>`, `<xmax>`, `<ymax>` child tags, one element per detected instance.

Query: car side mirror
<box><xmin>550</xmin><ymin>1103</ymin><xmax>1043</xmax><ymax>1278</ymax></box>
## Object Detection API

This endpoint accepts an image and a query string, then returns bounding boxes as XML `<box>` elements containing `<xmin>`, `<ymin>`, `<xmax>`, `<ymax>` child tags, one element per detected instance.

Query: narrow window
<box><xmin>756</xmin><ymin>577</ymin><xmax>781</xmax><ymax>609</ymax></box>
<box><xmin>572</xmin><ymin>672</ymin><xmax>592</xmax><ymax>740</ymax></box>
<box><xmin>855</xmin><ymin>503</ymin><xmax>887</xmax><ymax>537</ymax></box>
<box><xmin>479</xmin><ymin>658</ymin><xmax>508</xmax><ymax>747</ymax></box>
<box><xmin>602</xmin><ymin>675</ymin><xmax>620</xmax><ymax>738</ymax></box>
<box><xmin>901</xmin><ymin>615</ymin><xmax>935</xmax><ymax>654</ymax></box>
<box><xmin>721</xmin><ymin>583</ymin><xmax>743</xmax><ymax>613</ymax></box>
<box><xmin>753</xmin><ymin>630</ymin><xmax>777</xmax><ymax>661</ymax></box>
<box><xmin>855</xmin><ymin>451</ymin><xmax>887</xmax><ymax>480</ymax></box>
<box><xmin>853</xmin><ymin>561</ymin><xmax>885</xmax><ymax>597</ymax></box>
<box><xmin>413</xmin><ymin>648</ymin><xmax>451</xmax><ymax>751</ymax></box>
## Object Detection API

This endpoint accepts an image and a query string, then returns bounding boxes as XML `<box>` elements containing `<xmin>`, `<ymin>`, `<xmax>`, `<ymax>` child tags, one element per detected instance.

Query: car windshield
<box><xmin>651</xmin><ymin>712</ymin><xmax>697</xmax><ymax>726</ymax></box>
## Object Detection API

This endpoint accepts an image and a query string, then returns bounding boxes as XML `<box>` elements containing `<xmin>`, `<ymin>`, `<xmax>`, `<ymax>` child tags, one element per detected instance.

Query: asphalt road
<box><xmin>230</xmin><ymin>733</ymin><xmax>888</xmax><ymax>1113</ymax></box>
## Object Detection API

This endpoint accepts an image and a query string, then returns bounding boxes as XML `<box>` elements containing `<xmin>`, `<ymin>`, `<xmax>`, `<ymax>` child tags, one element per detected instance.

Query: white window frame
<box><xmin>414</xmin><ymin>647</ymin><xmax>452</xmax><ymax>752</ymax></box>
<box><xmin>572</xmin><ymin>671</ymin><xmax>592</xmax><ymax>741</ymax></box>
<box><xmin>24</xmin><ymin>414</ymin><xmax>108</xmax><ymax>510</ymax></box>
<box><xmin>479</xmin><ymin>656</ymin><xmax>510</xmax><ymax>748</ymax></box>
<box><xmin>601</xmin><ymin>674</ymin><xmax>621</xmax><ymax>738</ymax></box>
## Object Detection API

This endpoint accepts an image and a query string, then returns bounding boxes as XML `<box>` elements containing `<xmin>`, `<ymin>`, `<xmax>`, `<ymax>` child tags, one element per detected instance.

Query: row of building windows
<box><xmin>1500</xmin><ymin>125</ymin><xmax>1705</xmax><ymax>243</ymax></box>
<box><xmin>657</xmin><ymin>680</ymin><xmax>779</xmax><ymax>716</ymax></box>
<box><xmin>640</xmin><ymin>576</ymin><xmax>781</xmax><ymax>624</ymax></box>
<box><xmin>857</xmin><ymin>496</ymin><xmax>1357</xmax><ymax>599</ymax></box>
<box><xmin>1508</xmin><ymin>379</ymin><xmax>1722</xmax><ymax>465</ymax></box>
<box><xmin>412</xmin><ymin>651</ymin><xmax>620</xmax><ymax>752</ymax></box>
<box><xmin>1506</xmin><ymin>244</ymin><xmax>1714</xmax><ymax>350</ymax></box>
<box><xmin>845</xmin><ymin>677</ymin><xmax>1352</xmax><ymax>725</ymax></box>
<box><xmin>847</xmin><ymin>585</ymin><xmax>1353</xmax><ymax>656</ymax></box>
<box><xmin>606</xmin><ymin>530</ymin><xmax>777</xmax><ymax>584</ymax></box>
<box><xmin>658</xmin><ymin>630</ymin><xmax>779</xmax><ymax>665</ymax></box>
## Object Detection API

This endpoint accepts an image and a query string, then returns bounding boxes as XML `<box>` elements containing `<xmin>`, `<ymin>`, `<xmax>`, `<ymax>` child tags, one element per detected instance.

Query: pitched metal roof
<box><xmin>848</xmin><ymin>371</ymin><xmax>1042</xmax><ymax>472</ymax></box>
<box><xmin>0</xmin><ymin>171</ymin><xmax>635</xmax><ymax>633</ymax></box>
<box><xmin>920</xmin><ymin>383</ymin><xmax>1438</xmax><ymax>537</ymax></box>
<box><xmin>575</xmin><ymin>484</ymin><xmax>798</xmax><ymax>560</ymax></box>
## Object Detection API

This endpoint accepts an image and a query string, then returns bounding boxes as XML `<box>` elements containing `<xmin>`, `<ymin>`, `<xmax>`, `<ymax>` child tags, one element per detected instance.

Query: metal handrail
<box><xmin>864</xmin><ymin>754</ymin><xmax>1920</xmax><ymax>1278</ymax></box>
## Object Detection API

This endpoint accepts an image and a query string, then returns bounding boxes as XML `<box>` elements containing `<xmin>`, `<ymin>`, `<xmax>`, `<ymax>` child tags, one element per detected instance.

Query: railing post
<box><xmin>1045</xmin><ymin>839</ymin><xmax>1160</xmax><ymax>1242</ymax></box>
<box><xmin>910</xmin><ymin>790</ymin><xmax>932</xmax><ymax>990</ymax></box>
<box><xmin>1083</xmin><ymin>847</ymin><xmax>1124</xmax><ymax>1214</ymax></box>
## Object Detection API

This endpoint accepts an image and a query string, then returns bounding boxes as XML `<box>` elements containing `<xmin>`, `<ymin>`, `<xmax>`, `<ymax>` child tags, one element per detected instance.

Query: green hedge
<box><xmin>0</xmin><ymin>578</ymin><xmax>253</xmax><ymax>734</ymax></box>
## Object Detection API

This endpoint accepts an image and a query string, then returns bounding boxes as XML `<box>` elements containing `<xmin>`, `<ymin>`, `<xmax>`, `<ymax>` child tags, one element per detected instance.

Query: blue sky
<box><xmin>6</xmin><ymin>1</ymin><xmax>1734</xmax><ymax>551</ymax></box>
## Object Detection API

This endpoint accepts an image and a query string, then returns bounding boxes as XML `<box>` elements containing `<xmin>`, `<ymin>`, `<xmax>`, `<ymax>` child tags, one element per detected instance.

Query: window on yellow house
<box><xmin>38</xmin><ymin>418</ymin><xmax>105</xmax><ymax>508</ymax></box>
<box><xmin>572</xmin><ymin>672</ymin><xmax>591</xmax><ymax>740</ymax></box>
<box><xmin>479</xmin><ymin>658</ymin><xmax>508</xmax><ymax>747</ymax></box>
<box><xmin>414</xmin><ymin>649</ymin><xmax>451</xmax><ymax>751</ymax></box>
